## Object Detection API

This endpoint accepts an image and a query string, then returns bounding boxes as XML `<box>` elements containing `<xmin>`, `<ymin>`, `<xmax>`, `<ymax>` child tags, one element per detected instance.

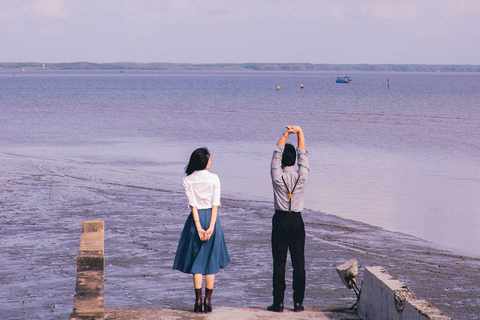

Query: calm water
<box><xmin>2</xmin><ymin>70</ymin><xmax>480</xmax><ymax>319</ymax></box>
<box><xmin>1</xmin><ymin>69</ymin><xmax>479</xmax><ymax>258</ymax></box>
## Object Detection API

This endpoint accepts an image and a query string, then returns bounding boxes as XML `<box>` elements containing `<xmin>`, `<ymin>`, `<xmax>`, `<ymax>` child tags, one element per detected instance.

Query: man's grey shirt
<box><xmin>271</xmin><ymin>145</ymin><xmax>309</xmax><ymax>212</ymax></box>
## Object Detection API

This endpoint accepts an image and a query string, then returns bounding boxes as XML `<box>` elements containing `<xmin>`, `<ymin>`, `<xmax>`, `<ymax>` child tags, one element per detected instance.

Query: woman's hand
<box><xmin>204</xmin><ymin>227</ymin><xmax>214</xmax><ymax>241</ymax></box>
<box><xmin>197</xmin><ymin>228</ymin><xmax>207</xmax><ymax>241</ymax></box>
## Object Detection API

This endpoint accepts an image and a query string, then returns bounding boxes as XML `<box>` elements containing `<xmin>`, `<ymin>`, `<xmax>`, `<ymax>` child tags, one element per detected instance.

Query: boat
<box><xmin>336</xmin><ymin>76</ymin><xmax>351</xmax><ymax>84</ymax></box>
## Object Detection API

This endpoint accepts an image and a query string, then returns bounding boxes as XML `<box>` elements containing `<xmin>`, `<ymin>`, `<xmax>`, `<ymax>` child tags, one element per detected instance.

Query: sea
<box><xmin>1</xmin><ymin>69</ymin><xmax>479</xmax><ymax>319</ymax></box>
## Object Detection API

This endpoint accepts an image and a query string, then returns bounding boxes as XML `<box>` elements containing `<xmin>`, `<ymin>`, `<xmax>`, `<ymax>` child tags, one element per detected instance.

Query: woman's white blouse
<box><xmin>183</xmin><ymin>170</ymin><xmax>221</xmax><ymax>209</ymax></box>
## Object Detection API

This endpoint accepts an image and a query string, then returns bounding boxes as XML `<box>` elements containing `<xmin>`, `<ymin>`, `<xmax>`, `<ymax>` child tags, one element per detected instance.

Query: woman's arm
<box><xmin>204</xmin><ymin>205</ymin><xmax>218</xmax><ymax>240</ymax></box>
<box><xmin>191</xmin><ymin>206</ymin><xmax>207</xmax><ymax>241</ymax></box>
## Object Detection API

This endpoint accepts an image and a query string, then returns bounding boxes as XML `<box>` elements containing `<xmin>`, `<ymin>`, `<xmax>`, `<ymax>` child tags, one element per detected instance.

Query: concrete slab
<box><xmin>82</xmin><ymin>220</ymin><xmax>105</xmax><ymax>233</ymax></box>
<box><xmin>356</xmin><ymin>267</ymin><xmax>451</xmax><ymax>320</ymax></box>
<box><xmin>79</xmin><ymin>232</ymin><xmax>105</xmax><ymax>255</ymax></box>
<box><xmin>105</xmin><ymin>307</ymin><xmax>359</xmax><ymax>320</ymax></box>
<box><xmin>71</xmin><ymin>221</ymin><xmax>105</xmax><ymax>320</ymax></box>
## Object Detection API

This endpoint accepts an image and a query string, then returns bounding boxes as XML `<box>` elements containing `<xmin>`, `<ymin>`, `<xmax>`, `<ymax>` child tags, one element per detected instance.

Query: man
<box><xmin>268</xmin><ymin>125</ymin><xmax>309</xmax><ymax>312</ymax></box>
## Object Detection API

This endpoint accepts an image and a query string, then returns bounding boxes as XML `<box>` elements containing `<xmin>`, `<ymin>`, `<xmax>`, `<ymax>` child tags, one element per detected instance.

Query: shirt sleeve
<box><xmin>183</xmin><ymin>178</ymin><xmax>197</xmax><ymax>207</ymax></box>
<box><xmin>297</xmin><ymin>148</ymin><xmax>309</xmax><ymax>177</ymax></box>
<box><xmin>271</xmin><ymin>145</ymin><xmax>284</xmax><ymax>182</ymax></box>
<box><xmin>211</xmin><ymin>174</ymin><xmax>221</xmax><ymax>207</ymax></box>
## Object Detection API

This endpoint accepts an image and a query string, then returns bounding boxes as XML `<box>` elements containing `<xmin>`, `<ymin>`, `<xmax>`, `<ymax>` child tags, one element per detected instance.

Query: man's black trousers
<box><xmin>271</xmin><ymin>210</ymin><xmax>306</xmax><ymax>305</ymax></box>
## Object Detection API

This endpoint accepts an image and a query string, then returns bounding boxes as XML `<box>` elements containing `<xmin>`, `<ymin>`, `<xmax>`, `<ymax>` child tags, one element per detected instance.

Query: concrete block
<box><xmin>82</xmin><ymin>220</ymin><xmax>104</xmax><ymax>233</ymax></box>
<box><xmin>79</xmin><ymin>232</ymin><xmax>104</xmax><ymax>254</ymax></box>
<box><xmin>78</xmin><ymin>228</ymin><xmax>104</xmax><ymax>272</ymax></box>
<box><xmin>403</xmin><ymin>298</ymin><xmax>452</xmax><ymax>320</ymax></box>
<box><xmin>71</xmin><ymin>220</ymin><xmax>105</xmax><ymax>320</ymax></box>
<box><xmin>336</xmin><ymin>259</ymin><xmax>358</xmax><ymax>289</ymax></box>
<box><xmin>357</xmin><ymin>266</ymin><xmax>414</xmax><ymax>320</ymax></box>
<box><xmin>77</xmin><ymin>255</ymin><xmax>105</xmax><ymax>272</ymax></box>
<box><xmin>356</xmin><ymin>266</ymin><xmax>451</xmax><ymax>320</ymax></box>
<box><xmin>71</xmin><ymin>270</ymin><xmax>105</xmax><ymax>315</ymax></box>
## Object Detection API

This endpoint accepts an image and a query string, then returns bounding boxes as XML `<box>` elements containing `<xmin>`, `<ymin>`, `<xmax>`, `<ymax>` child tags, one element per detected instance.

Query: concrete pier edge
<box><xmin>356</xmin><ymin>266</ymin><xmax>452</xmax><ymax>320</ymax></box>
<box><xmin>70</xmin><ymin>220</ymin><xmax>105</xmax><ymax>320</ymax></box>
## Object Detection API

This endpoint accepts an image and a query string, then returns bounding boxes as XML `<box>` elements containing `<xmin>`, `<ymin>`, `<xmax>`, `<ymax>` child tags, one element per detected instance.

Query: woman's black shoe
<box><xmin>294</xmin><ymin>302</ymin><xmax>304</xmax><ymax>312</ymax></box>
<box><xmin>204</xmin><ymin>288</ymin><xmax>213</xmax><ymax>313</ymax></box>
<box><xmin>267</xmin><ymin>303</ymin><xmax>284</xmax><ymax>312</ymax></box>
<box><xmin>194</xmin><ymin>288</ymin><xmax>203</xmax><ymax>313</ymax></box>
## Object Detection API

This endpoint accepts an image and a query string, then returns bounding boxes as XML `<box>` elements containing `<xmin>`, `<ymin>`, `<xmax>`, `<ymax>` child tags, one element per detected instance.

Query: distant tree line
<box><xmin>1</xmin><ymin>62</ymin><xmax>480</xmax><ymax>72</ymax></box>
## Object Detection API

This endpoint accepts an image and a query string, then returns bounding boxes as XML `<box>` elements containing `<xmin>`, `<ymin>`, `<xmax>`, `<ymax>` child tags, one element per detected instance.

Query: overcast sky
<box><xmin>1</xmin><ymin>0</ymin><xmax>480</xmax><ymax>64</ymax></box>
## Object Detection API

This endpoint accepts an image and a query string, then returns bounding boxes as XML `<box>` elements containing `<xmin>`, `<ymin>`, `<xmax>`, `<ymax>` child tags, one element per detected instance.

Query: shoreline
<box><xmin>5</xmin><ymin>148</ymin><xmax>478</xmax><ymax>261</ymax></box>
<box><xmin>1</xmin><ymin>154</ymin><xmax>480</xmax><ymax>319</ymax></box>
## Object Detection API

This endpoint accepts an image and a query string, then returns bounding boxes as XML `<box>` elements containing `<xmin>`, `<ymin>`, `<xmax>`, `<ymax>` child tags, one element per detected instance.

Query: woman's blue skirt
<box><xmin>173</xmin><ymin>208</ymin><xmax>230</xmax><ymax>275</ymax></box>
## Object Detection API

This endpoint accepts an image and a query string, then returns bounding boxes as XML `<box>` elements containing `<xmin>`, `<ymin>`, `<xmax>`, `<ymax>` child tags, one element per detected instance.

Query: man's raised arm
<box><xmin>284</xmin><ymin>125</ymin><xmax>305</xmax><ymax>149</ymax></box>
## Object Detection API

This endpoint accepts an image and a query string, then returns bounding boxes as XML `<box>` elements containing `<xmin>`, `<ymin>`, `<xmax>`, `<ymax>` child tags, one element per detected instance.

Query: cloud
<box><xmin>442</xmin><ymin>0</ymin><xmax>480</xmax><ymax>14</ymax></box>
<box><xmin>0</xmin><ymin>2</ymin><xmax>20</xmax><ymax>21</ymax></box>
<box><xmin>23</xmin><ymin>0</ymin><xmax>70</xmax><ymax>19</ymax></box>
<box><xmin>358</xmin><ymin>0</ymin><xmax>480</xmax><ymax>20</ymax></box>
<box><xmin>327</xmin><ymin>4</ymin><xmax>345</xmax><ymax>19</ymax></box>
<box><xmin>360</xmin><ymin>1</ymin><xmax>421</xmax><ymax>19</ymax></box>
<box><xmin>2</xmin><ymin>0</ymin><xmax>479</xmax><ymax>64</ymax></box>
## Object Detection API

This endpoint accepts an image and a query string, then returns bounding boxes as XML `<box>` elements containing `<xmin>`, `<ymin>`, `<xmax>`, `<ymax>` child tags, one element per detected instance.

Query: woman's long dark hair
<box><xmin>185</xmin><ymin>147</ymin><xmax>210</xmax><ymax>175</ymax></box>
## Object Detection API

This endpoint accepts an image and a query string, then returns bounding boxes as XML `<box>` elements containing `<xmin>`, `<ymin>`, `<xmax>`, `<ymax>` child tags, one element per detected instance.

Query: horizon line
<box><xmin>2</xmin><ymin>62</ymin><xmax>480</xmax><ymax>73</ymax></box>
<box><xmin>2</xmin><ymin>61</ymin><xmax>480</xmax><ymax>66</ymax></box>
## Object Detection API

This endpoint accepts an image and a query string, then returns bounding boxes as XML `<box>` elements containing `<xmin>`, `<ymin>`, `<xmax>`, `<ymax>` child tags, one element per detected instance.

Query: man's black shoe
<box><xmin>294</xmin><ymin>302</ymin><xmax>304</xmax><ymax>312</ymax></box>
<box><xmin>267</xmin><ymin>303</ymin><xmax>284</xmax><ymax>312</ymax></box>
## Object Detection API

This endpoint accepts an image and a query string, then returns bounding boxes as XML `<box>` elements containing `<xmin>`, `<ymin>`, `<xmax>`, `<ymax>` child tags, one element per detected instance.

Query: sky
<box><xmin>1</xmin><ymin>0</ymin><xmax>480</xmax><ymax>65</ymax></box>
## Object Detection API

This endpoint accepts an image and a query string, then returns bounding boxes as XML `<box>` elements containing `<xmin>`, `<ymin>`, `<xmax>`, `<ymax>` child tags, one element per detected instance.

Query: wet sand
<box><xmin>1</xmin><ymin>153</ymin><xmax>479</xmax><ymax>319</ymax></box>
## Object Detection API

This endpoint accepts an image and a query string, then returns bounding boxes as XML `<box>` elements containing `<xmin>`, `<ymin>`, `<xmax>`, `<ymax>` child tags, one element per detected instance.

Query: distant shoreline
<box><xmin>1</xmin><ymin>62</ymin><xmax>480</xmax><ymax>72</ymax></box>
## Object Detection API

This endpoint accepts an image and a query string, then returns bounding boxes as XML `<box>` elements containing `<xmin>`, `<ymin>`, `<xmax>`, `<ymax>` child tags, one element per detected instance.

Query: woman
<box><xmin>173</xmin><ymin>147</ymin><xmax>230</xmax><ymax>313</ymax></box>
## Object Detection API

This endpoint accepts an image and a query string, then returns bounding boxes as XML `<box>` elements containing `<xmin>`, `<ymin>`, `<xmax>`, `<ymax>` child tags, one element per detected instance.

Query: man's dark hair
<box><xmin>282</xmin><ymin>143</ymin><xmax>296</xmax><ymax>167</ymax></box>
<box><xmin>185</xmin><ymin>147</ymin><xmax>210</xmax><ymax>175</ymax></box>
